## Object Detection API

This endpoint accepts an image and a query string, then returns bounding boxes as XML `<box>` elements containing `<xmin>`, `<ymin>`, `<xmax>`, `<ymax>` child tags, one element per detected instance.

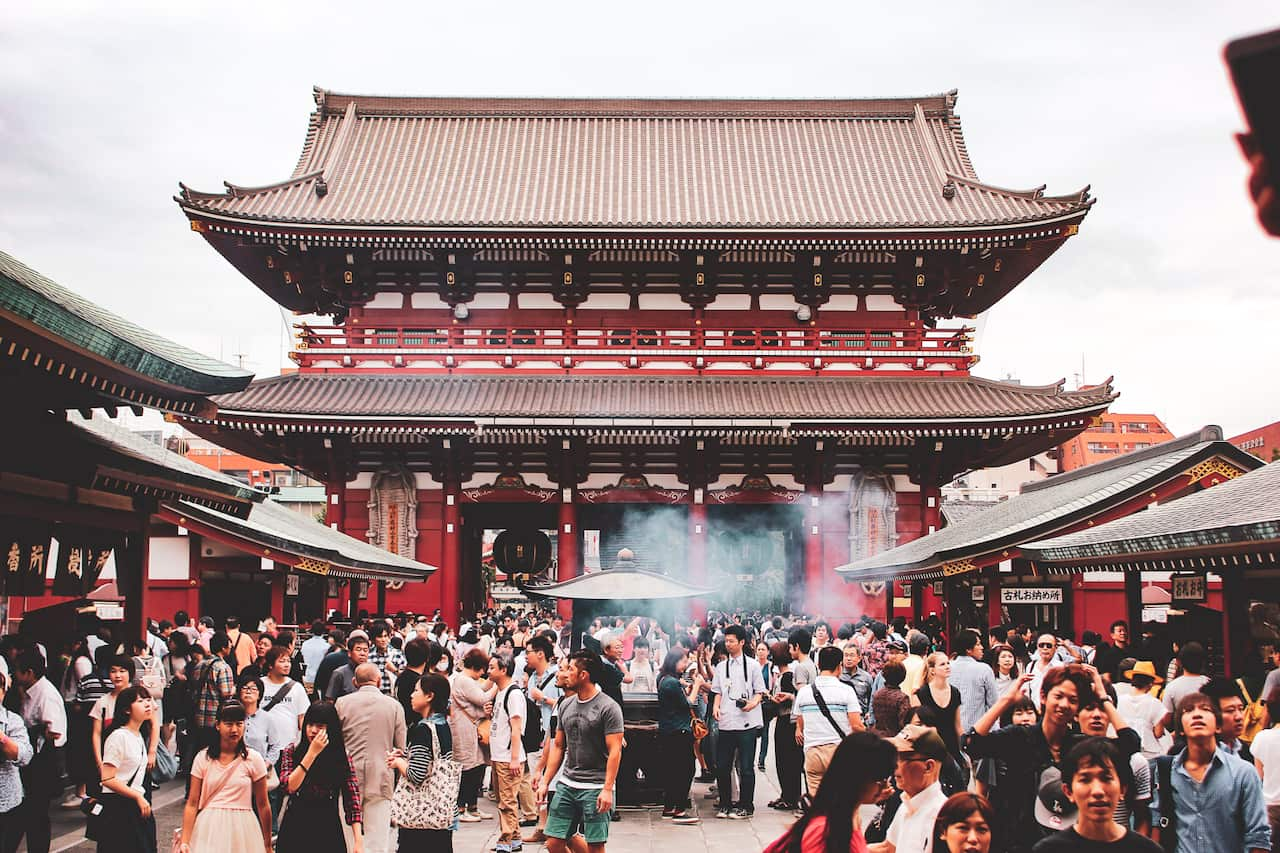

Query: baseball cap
<box><xmin>891</xmin><ymin>725</ymin><xmax>948</xmax><ymax>761</ymax></box>
<box><xmin>887</xmin><ymin>639</ymin><xmax>908</xmax><ymax>653</ymax></box>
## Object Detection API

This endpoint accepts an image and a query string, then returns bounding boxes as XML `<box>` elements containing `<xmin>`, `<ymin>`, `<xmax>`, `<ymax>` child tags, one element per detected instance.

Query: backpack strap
<box><xmin>1154</xmin><ymin>754</ymin><xmax>1177</xmax><ymax>852</ymax></box>
<box><xmin>810</xmin><ymin>683</ymin><xmax>847</xmax><ymax>737</ymax></box>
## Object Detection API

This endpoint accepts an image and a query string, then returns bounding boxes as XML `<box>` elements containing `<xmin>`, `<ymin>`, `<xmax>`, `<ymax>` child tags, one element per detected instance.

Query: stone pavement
<box><xmin>37</xmin><ymin>762</ymin><xmax>796</xmax><ymax>852</ymax></box>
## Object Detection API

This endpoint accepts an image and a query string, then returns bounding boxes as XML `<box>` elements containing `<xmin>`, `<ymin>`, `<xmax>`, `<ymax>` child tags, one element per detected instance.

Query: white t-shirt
<box><xmin>491</xmin><ymin>683</ymin><xmax>528</xmax><ymax>764</ymax></box>
<box><xmin>102</xmin><ymin>728</ymin><xmax>147</xmax><ymax>795</ymax></box>
<box><xmin>22</xmin><ymin>677</ymin><xmax>67</xmax><ymax>747</ymax></box>
<box><xmin>1118</xmin><ymin>692</ymin><xmax>1169</xmax><ymax>758</ymax></box>
<box><xmin>886</xmin><ymin>781</ymin><xmax>946</xmax><ymax>853</ymax></box>
<box><xmin>90</xmin><ymin>692</ymin><xmax>120</xmax><ymax>728</ymax></box>
<box><xmin>794</xmin><ymin>675</ymin><xmax>861</xmax><ymax>749</ymax></box>
<box><xmin>261</xmin><ymin>677</ymin><xmax>309</xmax><ymax>736</ymax></box>
<box><xmin>1253</xmin><ymin>727</ymin><xmax>1280</xmax><ymax>805</ymax></box>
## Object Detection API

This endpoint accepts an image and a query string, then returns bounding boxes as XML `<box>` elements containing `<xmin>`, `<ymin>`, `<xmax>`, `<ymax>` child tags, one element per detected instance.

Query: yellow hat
<box><xmin>1124</xmin><ymin>660</ymin><xmax>1163</xmax><ymax>683</ymax></box>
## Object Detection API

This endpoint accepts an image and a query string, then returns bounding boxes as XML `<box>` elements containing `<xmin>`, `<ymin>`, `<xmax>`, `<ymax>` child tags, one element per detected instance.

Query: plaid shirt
<box><xmin>192</xmin><ymin>656</ymin><xmax>235</xmax><ymax>729</ymax></box>
<box><xmin>279</xmin><ymin>744</ymin><xmax>363</xmax><ymax>825</ymax></box>
<box><xmin>368</xmin><ymin>646</ymin><xmax>406</xmax><ymax>694</ymax></box>
<box><xmin>861</xmin><ymin>639</ymin><xmax>888</xmax><ymax>678</ymax></box>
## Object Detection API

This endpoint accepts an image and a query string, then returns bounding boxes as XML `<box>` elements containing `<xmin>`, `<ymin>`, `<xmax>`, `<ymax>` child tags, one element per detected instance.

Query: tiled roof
<box><xmin>941</xmin><ymin>500</ymin><xmax>1003</xmax><ymax>526</ymax></box>
<box><xmin>178</xmin><ymin>88</ymin><xmax>1092</xmax><ymax>231</ymax></box>
<box><xmin>169</xmin><ymin>497</ymin><xmax>436</xmax><ymax>582</ymax></box>
<box><xmin>0</xmin><ymin>250</ymin><xmax>252</xmax><ymax>396</ymax></box>
<box><xmin>1022</xmin><ymin>461</ymin><xmax>1280</xmax><ymax>564</ymax></box>
<box><xmin>526</xmin><ymin>568</ymin><xmax>712</xmax><ymax>601</ymax></box>
<box><xmin>835</xmin><ymin>427</ymin><xmax>1264</xmax><ymax>581</ymax></box>
<box><xmin>206</xmin><ymin>373</ymin><xmax>1117</xmax><ymax>423</ymax></box>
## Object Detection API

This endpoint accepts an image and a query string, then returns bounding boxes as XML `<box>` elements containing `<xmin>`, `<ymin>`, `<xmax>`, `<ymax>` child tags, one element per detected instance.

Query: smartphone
<box><xmin>1225</xmin><ymin>26</ymin><xmax>1280</xmax><ymax>192</ymax></box>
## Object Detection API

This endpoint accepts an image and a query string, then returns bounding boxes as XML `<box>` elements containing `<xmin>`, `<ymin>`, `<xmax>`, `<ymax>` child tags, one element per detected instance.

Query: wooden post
<box><xmin>688</xmin><ymin>501</ymin><xmax>708</xmax><ymax>626</ymax></box>
<box><xmin>803</xmin><ymin>482</ymin><xmax>824</xmax><ymax>616</ymax></box>
<box><xmin>441</xmin><ymin>480</ymin><xmax>461</xmax><ymax>628</ymax></box>
<box><xmin>1221</xmin><ymin>569</ymin><xmax>1249</xmax><ymax>677</ymax></box>
<box><xmin>557</xmin><ymin>492</ymin><xmax>579</xmax><ymax>622</ymax></box>
<box><xmin>376</xmin><ymin>579</ymin><xmax>387</xmax><ymax>617</ymax></box>
<box><xmin>1123</xmin><ymin>570</ymin><xmax>1142</xmax><ymax>642</ymax></box>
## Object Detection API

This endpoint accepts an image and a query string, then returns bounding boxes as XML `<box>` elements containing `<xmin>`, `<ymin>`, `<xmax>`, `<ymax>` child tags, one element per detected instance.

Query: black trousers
<box><xmin>773</xmin><ymin>717</ymin><xmax>803</xmax><ymax>805</ymax></box>
<box><xmin>457</xmin><ymin>764</ymin><xmax>486</xmax><ymax>810</ymax></box>
<box><xmin>5</xmin><ymin>744</ymin><xmax>62</xmax><ymax>853</ymax></box>
<box><xmin>657</xmin><ymin>730</ymin><xmax>695</xmax><ymax>811</ymax></box>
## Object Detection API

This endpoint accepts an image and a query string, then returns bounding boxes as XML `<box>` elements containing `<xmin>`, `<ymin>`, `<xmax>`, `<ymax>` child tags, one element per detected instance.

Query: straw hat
<box><xmin>1124</xmin><ymin>660</ymin><xmax>1164</xmax><ymax>683</ymax></box>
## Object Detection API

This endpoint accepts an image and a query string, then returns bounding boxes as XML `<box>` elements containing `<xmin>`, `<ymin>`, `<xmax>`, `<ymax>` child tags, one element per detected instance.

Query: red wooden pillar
<box><xmin>557</xmin><ymin>490</ymin><xmax>579</xmax><ymax>622</ymax></box>
<box><xmin>441</xmin><ymin>480</ymin><xmax>461</xmax><ymax>629</ymax></box>
<box><xmin>688</xmin><ymin>499</ymin><xmax>708</xmax><ymax>626</ymax></box>
<box><xmin>803</xmin><ymin>482</ymin><xmax>824</xmax><ymax>617</ymax></box>
<box><xmin>326</xmin><ymin>482</ymin><xmax>347</xmax><ymax>617</ymax></box>
<box><xmin>987</xmin><ymin>571</ymin><xmax>1002</xmax><ymax>631</ymax></box>
<box><xmin>269</xmin><ymin>571</ymin><xmax>285</xmax><ymax>622</ymax></box>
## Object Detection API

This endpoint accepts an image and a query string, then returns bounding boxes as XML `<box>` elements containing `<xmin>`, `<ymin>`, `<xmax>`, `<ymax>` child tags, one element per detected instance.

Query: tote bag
<box><xmin>391</xmin><ymin>721</ymin><xmax>462</xmax><ymax>830</ymax></box>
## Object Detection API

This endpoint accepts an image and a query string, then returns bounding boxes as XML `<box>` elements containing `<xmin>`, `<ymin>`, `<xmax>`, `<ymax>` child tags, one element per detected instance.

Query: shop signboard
<box><xmin>1000</xmin><ymin>587</ymin><xmax>1064</xmax><ymax>605</ymax></box>
<box><xmin>1171</xmin><ymin>574</ymin><xmax>1207</xmax><ymax>603</ymax></box>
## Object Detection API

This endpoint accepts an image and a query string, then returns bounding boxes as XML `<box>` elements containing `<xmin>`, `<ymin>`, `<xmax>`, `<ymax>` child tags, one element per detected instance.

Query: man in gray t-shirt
<box><xmin>538</xmin><ymin>650</ymin><xmax>625</xmax><ymax>851</ymax></box>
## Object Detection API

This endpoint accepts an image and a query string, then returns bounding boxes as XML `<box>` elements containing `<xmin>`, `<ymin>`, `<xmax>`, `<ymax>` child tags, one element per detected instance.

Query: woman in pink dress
<box><xmin>764</xmin><ymin>731</ymin><xmax>897</xmax><ymax>853</ymax></box>
<box><xmin>177</xmin><ymin>702</ymin><xmax>272</xmax><ymax>853</ymax></box>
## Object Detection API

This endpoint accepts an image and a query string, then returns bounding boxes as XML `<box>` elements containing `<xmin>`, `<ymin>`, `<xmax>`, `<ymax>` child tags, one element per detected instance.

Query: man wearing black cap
<box><xmin>868</xmin><ymin>725</ymin><xmax>948</xmax><ymax>853</ymax></box>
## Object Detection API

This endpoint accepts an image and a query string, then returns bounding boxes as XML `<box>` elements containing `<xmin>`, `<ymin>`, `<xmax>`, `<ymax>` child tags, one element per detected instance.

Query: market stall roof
<box><xmin>835</xmin><ymin>426</ymin><xmax>1263</xmax><ymax>582</ymax></box>
<box><xmin>525</xmin><ymin>569</ymin><xmax>712</xmax><ymax>601</ymax></box>
<box><xmin>161</xmin><ymin>495</ymin><xmax>436</xmax><ymax>583</ymax></box>
<box><xmin>1021</xmin><ymin>461</ymin><xmax>1280</xmax><ymax>572</ymax></box>
<box><xmin>0</xmin><ymin>250</ymin><xmax>251</xmax><ymax>417</ymax></box>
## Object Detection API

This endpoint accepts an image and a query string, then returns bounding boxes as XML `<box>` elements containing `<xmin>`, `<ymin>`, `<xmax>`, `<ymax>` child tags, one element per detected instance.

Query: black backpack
<box><xmin>519</xmin><ymin>673</ymin><xmax>556</xmax><ymax>756</ymax></box>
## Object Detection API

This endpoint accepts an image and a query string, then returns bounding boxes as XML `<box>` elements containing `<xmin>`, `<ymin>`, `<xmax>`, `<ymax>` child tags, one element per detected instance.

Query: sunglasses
<box><xmin>1038</xmin><ymin>642</ymin><xmax>1056</xmax><ymax>648</ymax></box>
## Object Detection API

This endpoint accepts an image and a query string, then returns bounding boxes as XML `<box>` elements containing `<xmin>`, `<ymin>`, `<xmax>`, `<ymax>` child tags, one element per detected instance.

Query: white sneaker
<box><xmin>472</xmin><ymin>809</ymin><xmax>495</xmax><ymax>820</ymax></box>
<box><xmin>458</xmin><ymin>810</ymin><xmax>482</xmax><ymax>823</ymax></box>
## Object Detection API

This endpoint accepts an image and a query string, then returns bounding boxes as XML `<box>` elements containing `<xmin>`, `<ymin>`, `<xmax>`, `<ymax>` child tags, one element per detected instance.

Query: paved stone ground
<box><xmin>37</xmin><ymin>761</ymin><xmax>796</xmax><ymax>853</ymax></box>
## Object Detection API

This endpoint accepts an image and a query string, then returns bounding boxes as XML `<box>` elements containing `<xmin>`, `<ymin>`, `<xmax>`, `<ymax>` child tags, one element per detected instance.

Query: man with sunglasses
<box><xmin>867</xmin><ymin>726</ymin><xmax>947</xmax><ymax>853</ymax></box>
<box><xmin>1027</xmin><ymin>633</ymin><xmax>1064</xmax><ymax>711</ymax></box>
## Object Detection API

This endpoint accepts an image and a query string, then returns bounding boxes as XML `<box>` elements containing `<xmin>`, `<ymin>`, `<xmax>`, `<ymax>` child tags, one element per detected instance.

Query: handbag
<box><xmin>690</xmin><ymin>710</ymin><xmax>709</xmax><ymax>742</ymax></box>
<box><xmin>153</xmin><ymin>740</ymin><xmax>179</xmax><ymax>783</ymax></box>
<box><xmin>391</xmin><ymin>721</ymin><xmax>462</xmax><ymax>830</ymax></box>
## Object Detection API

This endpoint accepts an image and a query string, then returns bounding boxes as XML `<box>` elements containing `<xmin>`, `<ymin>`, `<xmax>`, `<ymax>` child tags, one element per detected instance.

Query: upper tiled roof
<box><xmin>206</xmin><ymin>372</ymin><xmax>1117</xmax><ymax>423</ymax></box>
<box><xmin>1022</xmin><ymin>461</ymin><xmax>1280</xmax><ymax>564</ymax></box>
<box><xmin>835</xmin><ymin>427</ymin><xmax>1264</xmax><ymax>581</ymax></box>
<box><xmin>0</xmin><ymin>249</ymin><xmax>252</xmax><ymax>397</ymax></box>
<box><xmin>178</xmin><ymin>88</ymin><xmax>1092</xmax><ymax>231</ymax></box>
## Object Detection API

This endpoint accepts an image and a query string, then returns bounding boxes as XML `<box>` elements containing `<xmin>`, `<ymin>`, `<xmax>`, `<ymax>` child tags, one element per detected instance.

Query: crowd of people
<box><xmin>0</xmin><ymin>607</ymin><xmax>1276</xmax><ymax>853</ymax></box>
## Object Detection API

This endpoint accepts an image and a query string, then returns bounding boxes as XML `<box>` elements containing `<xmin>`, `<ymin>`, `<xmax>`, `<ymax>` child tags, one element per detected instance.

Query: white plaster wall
<box><xmin>149</xmin><ymin>537</ymin><xmax>191</xmax><ymax>581</ymax></box>
<box><xmin>580</xmin><ymin>294</ymin><xmax>631</xmax><ymax>310</ymax></box>
<box><xmin>865</xmin><ymin>295</ymin><xmax>901</xmax><ymax>311</ymax></box>
<box><xmin>350</xmin><ymin>472</ymin><xmax>374</xmax><ymax>489</ymax></box>
<box><xmin>518</xmin><ymin>293</ymin><xmax>562</xmax><ymax>309</ymax></box>
<box><xmin>893</xmin><ymin>475</ymin><xmax>918</xmax><ymax>492</ymax></box>
<box><xmin>822</xmin><ymin>295</ymin><xmax>862</xmax><ymax>311</ymax></box>
<box><xmin>411</xmin><ymin>293</ymin><xmax>450</xmax><ymax>310</ymax></box>
<box><xmin>364</xmin><ymin>292</ymin><xmax>405</xmax><ymax>309</ymax></box>
<box><xmin>637</xmin><ymin>293</ymin><xmax>687</xmax><ymax>310</ymax></box>
<box><xmin>469</xmin><ymin>294</ymin><xmax>510</xmax><ymax>310</ymax></box>
<box><xmin>759</xmin><ymin>295</ymin><xmax>803</xmax><ymax>311</ymax></box>
<box><xmin>704</xmin><ymin>295</ymin><xmax>751</xmax><ymax>310</ymax></box>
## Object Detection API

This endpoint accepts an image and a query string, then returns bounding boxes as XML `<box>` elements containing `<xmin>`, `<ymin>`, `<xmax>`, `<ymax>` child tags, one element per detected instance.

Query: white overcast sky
<box><xmin>3</xmin><ymin>2</ymin><xmax>1277</xmax><ymax>437</ymax></box>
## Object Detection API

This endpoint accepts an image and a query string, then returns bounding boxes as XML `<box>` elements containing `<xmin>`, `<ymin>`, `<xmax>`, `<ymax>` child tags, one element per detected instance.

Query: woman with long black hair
<box><xmin>655</xmin><ymin>649</ymin><xmax>703</xmax><ymax>824</ymax></box>
<box><xmin>276</xmin><ymin>701</ymin><xmax>364</xmax><ymax>853</ymax></box>
<box><xmin>90</xmin><ymin>686</ymin><xmax>157</xmax><ymax>853</ymax></box>
<box><xmin>387</xmin><ymin>672</ymin><xmax>456</xmax><ymax>852</ymax></box>
<box><xmin>763</xmin><ymin>731</ymin><xmax>897</xmax><ymax>852</ymax></box>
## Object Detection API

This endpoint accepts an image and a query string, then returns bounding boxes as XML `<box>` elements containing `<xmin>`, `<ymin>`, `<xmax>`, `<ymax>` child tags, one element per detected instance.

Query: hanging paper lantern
<box><xmin>492</xmin><ymin>528</ymin><xmax>552</xmax><ymax>577</ymax></box>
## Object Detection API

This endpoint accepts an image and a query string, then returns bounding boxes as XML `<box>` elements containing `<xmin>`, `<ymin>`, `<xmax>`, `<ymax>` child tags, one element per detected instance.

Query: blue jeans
<box><xmin>715</xmin><ymin>727</ymin><xmax>760</xmax><ymax>811</ymax></box>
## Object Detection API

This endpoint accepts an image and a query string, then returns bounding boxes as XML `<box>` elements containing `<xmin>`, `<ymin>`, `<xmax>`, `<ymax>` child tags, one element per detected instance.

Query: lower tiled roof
<box><xmin>209</xmin><ymin>373</ymin><xmax>1116</xmax><ymax>423</ymax></box>
<box><xmin>835</xmin><ymin>427</ymin><xmax>1263</xmax><ymax>581</ymax></box>
<box><xmin>1022</xmin><ymin>461</ymin><xmax>1280</xmax><ymax>564</ymax></box>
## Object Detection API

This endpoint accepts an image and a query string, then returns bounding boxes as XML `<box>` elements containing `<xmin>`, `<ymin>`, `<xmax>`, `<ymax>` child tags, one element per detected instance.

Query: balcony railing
<box><xmin>291</xmin><ymin>324</ymin><xmax>975</xmax><ymax>371</ymax></box>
